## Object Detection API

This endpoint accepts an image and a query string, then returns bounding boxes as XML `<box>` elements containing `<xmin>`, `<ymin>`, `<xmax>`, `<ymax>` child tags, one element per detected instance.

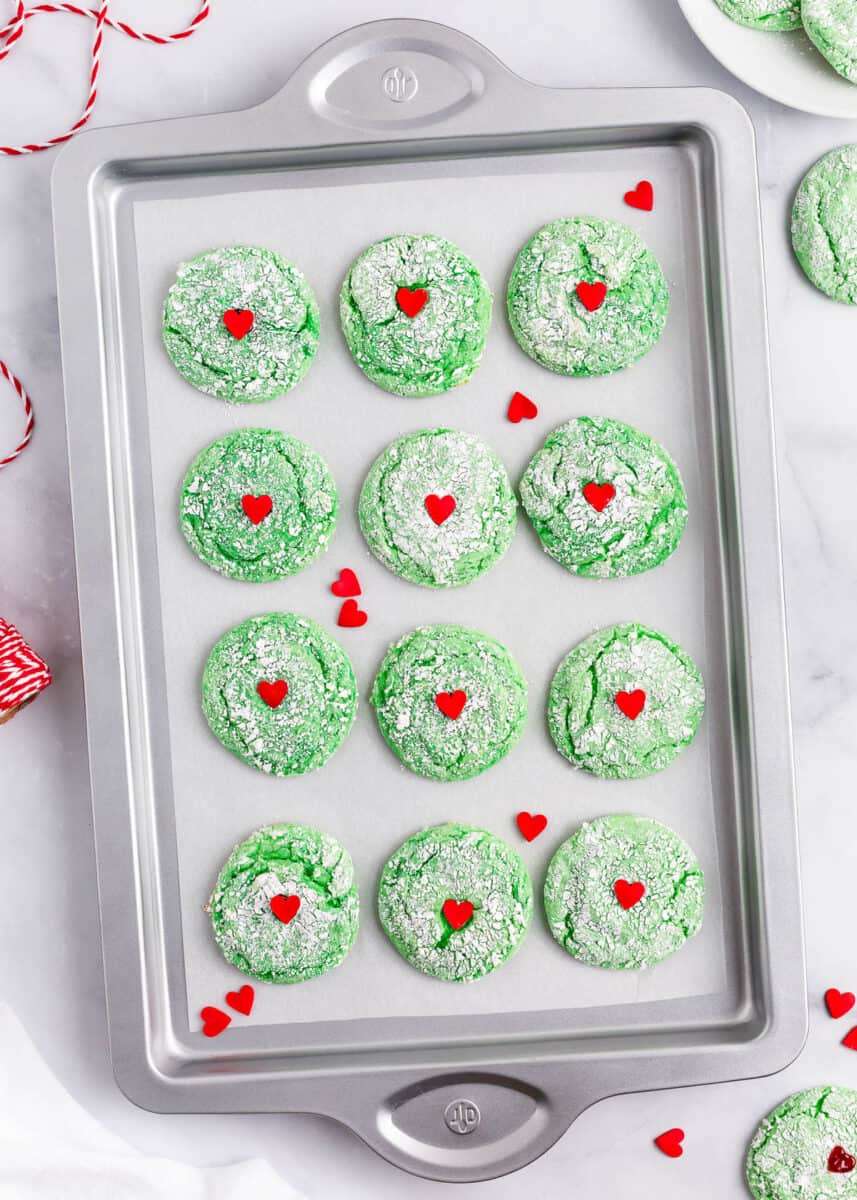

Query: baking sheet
<box><xmin>132</xmin><ymin>144</ymin><xmax>735</xmax><ymax>1030</ymax></box>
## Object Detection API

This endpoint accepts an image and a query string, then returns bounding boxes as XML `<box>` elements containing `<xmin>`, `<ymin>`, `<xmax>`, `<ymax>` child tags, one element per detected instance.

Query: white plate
<box><xmin>676</xmin><ymin>0</ymin><xmax>857</xmax><ymax>118</ymax></box>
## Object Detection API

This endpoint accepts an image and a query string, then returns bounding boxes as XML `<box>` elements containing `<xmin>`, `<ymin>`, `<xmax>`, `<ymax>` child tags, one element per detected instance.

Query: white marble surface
<box><xmin>0</xmin><ymin>1</ymin><xmax>855</xmax><ymax>1196</ymax></box>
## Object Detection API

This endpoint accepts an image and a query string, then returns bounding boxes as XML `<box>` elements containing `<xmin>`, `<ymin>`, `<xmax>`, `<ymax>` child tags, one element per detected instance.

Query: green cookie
<box><xmin>520</xmin><ymin>416</ymin><xmax>687</xmax><ymax>578</ymax></box>
<box><xmin>548</xmin><ymin>622</ymin><xmax>705</xmax><ymax>780</ymax></box>
<box><xmin>359</xmin><ymin>428</ymin><xmax>517</xmax><ymax>588</ymax></box>
<box><xmin>377</xmin><ymin>823</ymin><xmax>533</xmax><ymax>982</ymax></box>
<box><xmin>802</xmin><ymin>0</ymin><xmax>857</xmax><ymax>83</ymax></box>
<box><xmin>507</xmin><ymin>217</ymin><xmax>669</xmax><ymax>376</ymax></box>
<box><xmin>792</xmin><ymin>145</ymin><xmax>857</xmax><ymax>304</ymax></box>
<box><xmin>201</xmin><ymin>613</ymin><xmax>357</xmax><ymax>776</ymax></box>
<box><xmin>163</xmin><ymin>245</ymin><xmax>319</xmax><ymax>401</ymax></box>
<box><xmin>713</xmin><ymin>0</ymin><xmax>801</xmax><ymax>30</ymax></box>
<box><xmin>208</xmin><ymin>823</ymin><xmax>359</xmax><ymax>984</ymax></box>
<box><xmin>371</xmin><ymin>624</ymin><xmax>528</xmax><ymax>782</ymax></box>
<box><xmin>340</xmin><ymin>234</ymin><xmax>492</xmax><ymax>396</ymax></box>
<box><xmin>180</xmin><ymin>428</ymin><xmax>337</xmax><ymax>582</ymax></box>
<box><xmin>746</xmin><ymin>1087</ymin><xmax>857</xmax><ymax>1199</ymax></box>
<box><xmin>544</xmin><ymin>814</ymin><xmax>704</xmax><ymax>970</ymax></box>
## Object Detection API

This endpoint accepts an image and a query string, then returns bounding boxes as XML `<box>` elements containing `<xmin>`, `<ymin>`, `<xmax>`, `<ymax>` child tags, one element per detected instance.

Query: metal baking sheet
<box><xmin>52</xmin><ymin>19</ymin><xmax>806</xmax><ymax>1183</ymax></box>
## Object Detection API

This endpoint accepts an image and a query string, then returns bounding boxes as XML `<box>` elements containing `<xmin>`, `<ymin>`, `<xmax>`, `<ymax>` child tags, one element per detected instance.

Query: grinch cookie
<box><xmin>359</xmin><ymin>428</ymin><xmax>516</xmax><ymax>588</ymax></box>
<box><xmin>802</xmin><ymin>0</ymin><xmax>857</xmax><ymax>83</ymax></box>
<box><xmin>378</xmin><ymin>823</ymin><xmax>533</xmax><ymax>982</ymax></box>
<box><xmin>180</xmin><ymin>428</ymin><xmax>337</xmax><ymax>582</ymax></box>
<box><xmin>746</xmin><ymin>1087</ymin><xmax>857</xmax><ymax>1199</ymax></box>
<box><xmin>371</xmin><ymin>624</ymin><xmax>528</xmax><ymax>782</ymax></box>
<box><xmin>201</xmin><ymin>613</ymin><xmax>357</xmax><ymax>776</ymax></box>
<box><xmin>544</xmin><ymin>814</ymin><xmax>704</xmax><ymax>969</ymax></box>
<box><xmin>520</xmin><ymin>416</ymin><xmax>687</xmax><ymax>578</ymax></box>
<box><xmin>507</xmin><ymin>217</ymin><xmax>669</xmax><ymax>376</ymax></box>
<box><xmin>713</xmin><ymin>0</ymin><xmax>801</xmax><ymax>29</ymax></box>
<box><xmin>792</xmin><ymin>146</ymin><xmax>857</xmax><ymax>304</ymax></box>
<box><xmin>548</xmin><ymin>622</ymin><xmax>705</xmax><ymax>779</ymax></box>
<box><xmin>163</xmin><ymin>245</ymin><xmax>319</xmax><ymax>401</ymax></box>
<box><xmin>339</xmin><ymin>234</ymin><xmax>492</xmax><ymax>396</ymax></box>
<box><xmin>208</xmin><ymin>823</ymin><xmax>359</xmax><ymax>984</ymax></box>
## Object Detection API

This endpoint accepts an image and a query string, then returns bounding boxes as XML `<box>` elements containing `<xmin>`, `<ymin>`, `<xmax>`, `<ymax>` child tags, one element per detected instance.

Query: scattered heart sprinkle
<box><xmin>338</xmin><ymin>598</ymin><xmax>368</xmax><ymax>628</ymax></box>
<box><xmin>396</xmin><ymin>286</ymin><xmax>428</xmax><ymax>318</ymax></box>
<box><xmin>516</xmin><ymin>811</ymin><xmax>548</xmax><ymax>842</ymax></box>
<box><xmin>655</xmin><ymin>1128</ymin><xmax>685</xmax><ymax>1158</ymax></box>
<box><xmin>828</xmin><ymin>1145</ymin><xmax>856</xmax><ymax>1173</ymax></box>
<box><xmin>225</xmin><ymin>985</ymin><xmax>254</xmax><ymax>1016</ymax></box>
<box><xmin>425</xmin><ymin>493</ymin><xmax>456</xmax><ymax>525</ymax></box>
<box><xmin>625</xmin><ymin>180</ymin><xmax>654</xmax><ymax>211</ymax></box>
<box><xmin>257</xmin><ymin>679</ymin><xmax>288</xmax><ymax>709</ymax></box>
<box><xmin>442</xmin><ymin>898</ymin><xmax>474</xmax><ymax>931</ymax></box>
<box><xmin>270</xmin><ymin>894</ymin><xmax>301</xmax><ymax>925</ymax></box>
<box><xmin>331</xmin><ymin>568</ymin><xmax>361</xmax><ymax>598</ymax></box>
<box><xmin>583</xmin><ymin>481</ymin><xmax>616</xmax><ymax>512</ymax></box>
<box><xmin>576</xmin><ymin>281</ymin><xmax>607</xmax><ymax>312</ymax></box>
<box><xmin>616</xmin><ymin>689</ymin><xmax>646</xmax><ymax>720</ymax></box>
<box><xmin>223</xmin><ymin>309</ymin><xmax>254</xmax><ymax>339</ymax></box>
<box><xmin>241</xmin><ymin>494</ymin><xmax>273</xmax><ymax>525</ymax></box>
<box><xmin>200</xmin><ymin>1006</ymin><xmax>231</xmax><ymax>1038</ymax></box>
<box><xmin>614</xmin><ymin>879</ymin><xmax>645</xmax><ymax>909</ymax></box>
<box><xmin>826</xmin><ymin>988</ymin><xmax>855</xmax><ymax>1020</ymax></box>
<box><xmin>841</xmin><ymin>1026</ymin><xmax>857</xmax><ymax>1050</ymax></box>
<box><xmin>436</xmin><ymin>690</ymin><xmax>467</xmax><ymax>720</ymax></box>
<box><xmin>507</xmin><ymin>390</ymin><xmax>538</xmax><ymax>423</ymax></box>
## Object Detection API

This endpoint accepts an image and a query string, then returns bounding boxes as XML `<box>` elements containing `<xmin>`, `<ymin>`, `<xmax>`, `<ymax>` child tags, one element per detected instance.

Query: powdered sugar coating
<box><xmin>378</xmin><ymin>823</ymin><xmax>533</xmax><ymax>982</ymax></box>
<box><xmin>371</xmin><ymin>624</ymin><xmax>528</xmax><ymax>782</ymax></box>
<box><xmin>746</xmin><ymin>1086</ymin><xmax>857</xmax><ymax>1199</ymax></box>
<box><xmin>803</xmin><ymin>0</ymin><xmax>857</xmax><ymax>82</ymax></box>
<box><xmin>548</xmin><ymin>622</ymin><xmax>705</xmax><ymax>780</ymax></box>
<box><xmin>163</xmin><ymin>245</ymin><xmax>319</xmax><ymax>401</ymax></box>
<box><xmin>792</xmin><ymin>145</ymin><xmax>857</xmax><ymax>304</ymax></box>
<box><xmin>544</xmin><ymin>814</ymin><xmax>704</xmax><ymax>970</ymax></box>
<box><xmin>208</xmin><ymin>823</ymin><xmax>359</xmax><ymax>984</ymax></box>
<box><xmin>340</xmin><ymin>234</ymin><xmax>492</xmax><ymax>397</ymax></box>
<box><xmin>714</xmin><ymin>0</ymin><xmax>801</xmax><ymax>30</ymax></box>
<box><xmin>201</xmin><ymin>613</ymin><xmax>357</xmax><ymax>776</ymax></box>
<box><xmin>359</xmin><ymin>428</ymin><xmax>517</xmax><ymax>589</ymax></box>
<box><xmin>180</xmin><ymin>428</ymin><xmax>337</xmax><ymax>582</ymax></box>
<box><xmin>520</xmin><ymin>416</ymin><xmax>687</xmax><ymax>578</ymax></box>
<box><xmin>507</xmin><ymin>217</ymin><xmax>669</xmax><ymax>377</ymax></box>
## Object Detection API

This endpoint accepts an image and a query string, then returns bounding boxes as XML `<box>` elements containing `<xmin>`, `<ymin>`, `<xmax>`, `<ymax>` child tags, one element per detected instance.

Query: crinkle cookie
<box><xmin>746</xmin><ymin>1087</ymin><xmax>857</xmax><ymax>1199</ymax></box>
<box><xmin>180</xmin><ymin>428</ymin><xmax>337</xmax><ymax>582</ymax></box>
<box><xmin>359</xmin><ymin>428</ymin><xmax>516</xmax><ymax>588</ymax></box>
<box><xmin>377</xmin><ymin>823</ymin><xmax>533</xmax><ymax>982</ymax></box>
<box><xmin>163</xmin><ymin>245</ymin><xmax>319</xmax><ymax>401</ymax></box>
<box><xmin>371</xmin><ymin>624</ymin><xmax>528</xmax><ymax>782</ymax></box>
<box><xmin>802</xmin><ymin>0</ymin><xmax>857</xmax><ymax>83</ymax></box>
<box><xmin>792</xmin><ymin>145</ymin><xmax>857</xmax><ymax>304</ymax></box>
<box><xmin>339</xmin><ymin>233</ymin><xmax>492</xmax><ymax>396</ymax></box>
<box><xmin>201</xmin><ymin>613</ymin><xmax>357</xmax><ymax>776</ymax></box>
<box><xmin>713</xmin><ymin>0</ymin><xmax>801</xmax><ymax>30</ymax></box>
<box><xmin>544</xmin><ymin>815</ymin><xmax>704</xmax><ymax>969</ymax></box>
<box><xmin>519</xmin><ymin>416</ymin><xmax>687</xmax><ymax>578</ymax></box>
<box><xmin>506</xmin><ymin>217</ymin><xmax>669</xmax><ymax>376</ymax></box>
<box><xmin>208</xmin><ymin>823</ymin><xmax>359</xmax><ymax>984</ymax></box>
<box><xmin>548</xmin><ymin>622</ymin><xmax>705</xmax><ymax>780</ymax></box>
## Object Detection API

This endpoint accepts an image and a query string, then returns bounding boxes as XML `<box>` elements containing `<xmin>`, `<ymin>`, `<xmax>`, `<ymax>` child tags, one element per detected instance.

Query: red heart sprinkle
<box><xmin>616</xmin><ymin>689</ymin><xmax>646</xmax><ymax>720</ymax></box>
<box><xmin>257</xmin><ymin>679</ymin><xmax>288</xmax><ymax>708</ymax></box>
<box><xmin>516</xmin><ymin>811</ymin><xmax>548</xmax><ymax>842</ymax></box>
<box><xmin>841</xmin><ymin>1026</ymin><xmax>857</xmax><ymax>1050</ymax></box>
<box><xmin>270</xmin><ymin>894</ymin><xmax>301</xmax><ymax>924</ymax></box>
<box><xmin>625</xmin><ymin>180</ymin><xmax>654</xmax><ymax>212</ymax></box>
<box><xmin>241</xmin><ymin>494</ymin><xmax>273</xmax><ymax>525</ymax></box>
<box><xmin>507</xmin><ymin>390</ymin><xmax>538</xmax><ymax>423</ymax></box>
<box><xmin>331</xmin><ymin>568</ymin><xmax>361</xmax><ymax>598</ymax></box>
<box><xmin>576</xmin><ymin>281</ymin><xmax>607</xmax><ymax>312</ymax></box>
<box><xmin>654</xmin><ymin>1128</ymin><xmax>685</xmax><ymax>1158</ymax></box>
<box><xmin>583</xmin><ymin>481</ymin><xmax>616</xmax><ymax>512</ymax></box>
<box><xmin>829</xmin><ymin>1145</ymin><xmax>856</xmax><ymax>1173</ymax></box>
<box><xmin>223</xmin><ymin>309</ymin><xmax>254</xmax><ymax>339</ymax></box>
<box><xmin>614</xmin><ymin>879</ymin><xmax>646</xmax><ymax>909</ymax></box>
<box><xmin>436</xmin><ymin>690</ymin><xmax>467</xmax><ymax>720</ymax></box>
<box><xmin>338</xmin><ymin>598</ymin><xmax>368</xmax><ymax>628</ymax></box>
<box><xmin>200</xmin><ymin>1006</ymin><xmax>231</xmax><ymax>1038</ymax></box>
<box><xmin>396</xmin><ymin>286</ymin><xmax>428</xmax><ymax>318</ymax></box>
<box><xmin>425</xmin><ymin>494</ymin><xmax>456</xmax><ymax>525</ymax></box>
<box><xmin>225</xmin><ymin>984</ymin><xmax>254</xmax><ymax>1016</ymax></box>
<box><xmin>826</xmin><ymin>988</ymin><xmax>856</xmax><ymax>1019</ymax></box>
<box><xmin>442</xmin><ymin>899</ymin><xmax>474</xmax><ymax>931</ymax></box>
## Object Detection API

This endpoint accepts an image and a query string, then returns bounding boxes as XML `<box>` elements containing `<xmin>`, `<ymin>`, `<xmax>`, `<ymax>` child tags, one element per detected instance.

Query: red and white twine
<box><xmin>0</xmin><ymin>1</ymin><xmax>210</xmax><ymax>467</ymax></box>
<box><xmin>0</xmin><ymin>617</ymin><xmax>52</xmax><ymax>714</ymax></box>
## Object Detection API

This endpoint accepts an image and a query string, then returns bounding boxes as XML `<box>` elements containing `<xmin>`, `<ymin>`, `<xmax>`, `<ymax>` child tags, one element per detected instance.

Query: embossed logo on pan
<box><xmin>381</xmin><ymin>66</ymin><xmax>418</xmax><ymax>103</ymax></box>
<box><xmin>444</xmin><ymin>1098</ymin><xmax>481</xmax><ymax>1136</ymax></box>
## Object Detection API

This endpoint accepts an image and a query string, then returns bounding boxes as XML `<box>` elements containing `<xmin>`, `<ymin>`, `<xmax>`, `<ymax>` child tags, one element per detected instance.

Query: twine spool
<box><xmin>0</xmin><ymin>617</ymin><xmax>52</xmax><ymax>723</ymax></box>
